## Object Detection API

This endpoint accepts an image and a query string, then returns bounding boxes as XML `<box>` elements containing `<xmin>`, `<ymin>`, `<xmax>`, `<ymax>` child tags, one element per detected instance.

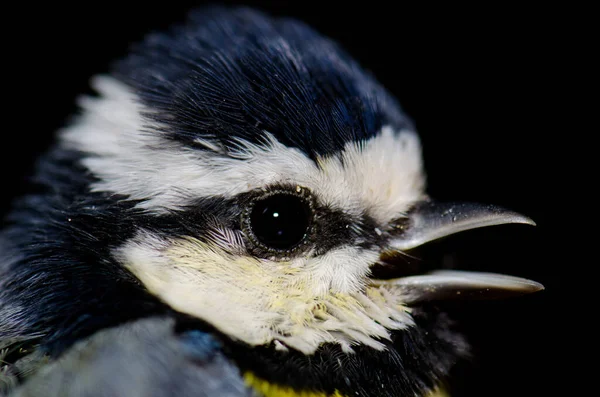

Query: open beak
<box><xmin>373</xmin><ymin>201</ymin><xmax>544</xmax><ymax>304</ymax></box>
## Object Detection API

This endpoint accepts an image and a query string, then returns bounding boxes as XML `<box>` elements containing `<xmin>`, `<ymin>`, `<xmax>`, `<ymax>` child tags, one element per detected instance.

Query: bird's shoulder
<box><xmin>1</xmin><ymin>317</ymin><xmax>251</xmax><ymax>397</ymax></box>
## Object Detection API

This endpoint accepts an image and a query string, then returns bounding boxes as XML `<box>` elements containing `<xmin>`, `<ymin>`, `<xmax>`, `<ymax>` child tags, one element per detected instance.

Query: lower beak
<box><xmin>374</xmin><ymin>201</ymin><xmax>544</xmax><ymax>303</ymax></box>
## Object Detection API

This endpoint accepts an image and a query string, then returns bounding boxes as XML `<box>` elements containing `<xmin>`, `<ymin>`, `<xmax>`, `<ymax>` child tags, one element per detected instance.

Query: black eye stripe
<box><xmin>140</xmin><ymin>187</ymin><xmax>384</xmax><ymax>258</ymax></box>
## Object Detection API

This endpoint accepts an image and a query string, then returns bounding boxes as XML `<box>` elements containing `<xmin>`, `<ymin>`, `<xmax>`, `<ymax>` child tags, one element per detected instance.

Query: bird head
<box><xmin>0</xmin><ymin>7</ymin><xmax>543</xmax><ymax>396</ymax></box>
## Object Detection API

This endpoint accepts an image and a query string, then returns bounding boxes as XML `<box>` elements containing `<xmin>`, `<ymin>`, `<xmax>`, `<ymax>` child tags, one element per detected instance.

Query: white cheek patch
<box><xmin>316</xmin><ymin>129</ymin><xmax>425</xmax><ymax>223</ymax></box>
<box><xmin>116</xmin><ymin>232</ymin><xmax>414</xmax><ymax>354</ymax></box>
<box><xmin>62</xmin><ymin>76</ymin><xmax>426</xmax><ymax>224</ymax></box>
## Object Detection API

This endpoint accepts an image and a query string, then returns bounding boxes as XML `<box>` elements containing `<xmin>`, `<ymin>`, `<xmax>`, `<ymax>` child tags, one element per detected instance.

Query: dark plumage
<box><xmin>114</xmin><ymin>7</ymin><xmax>413</xmax><ymax>159</ymax></box>
<box><xmin>1</xmin><ymin>6</ymin><xmax>540</xmax><ymax>397</ymax></box>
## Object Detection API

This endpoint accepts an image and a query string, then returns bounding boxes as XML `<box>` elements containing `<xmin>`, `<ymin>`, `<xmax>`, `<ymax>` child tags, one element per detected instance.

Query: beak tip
<box><xmin>517</xmin><ymin>215</ymin><xmax>537</xmax><ymax>227</ymax></box>
<box><xmin>528</xmin><ymin>280</ymin><xmax>545</xmax><ymax>292</ymax></box>
<box><xmin>494</xmin><ymin>210</ymin><xmax>536</xmax><ymax>227</ymax></box>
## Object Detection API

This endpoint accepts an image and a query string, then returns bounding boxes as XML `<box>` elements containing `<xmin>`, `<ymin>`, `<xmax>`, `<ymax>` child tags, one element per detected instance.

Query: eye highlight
<box><xmin>242</xmin><ymin>186</ymin><xmax>314</xmax><ymax>255</ymax></box>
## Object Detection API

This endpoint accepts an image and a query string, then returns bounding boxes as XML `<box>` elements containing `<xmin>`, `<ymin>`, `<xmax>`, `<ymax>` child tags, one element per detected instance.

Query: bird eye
<box><xmin>244</xmin><ymin>190</ymin><xmax>313</xmax><ymax>253</ymax></box>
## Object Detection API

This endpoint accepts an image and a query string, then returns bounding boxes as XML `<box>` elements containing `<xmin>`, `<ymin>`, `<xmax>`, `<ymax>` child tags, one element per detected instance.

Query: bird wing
<box><xmin>5</xmin><ymin>317</ymin><xmax>253</xmax><ymax>397</ymax></box>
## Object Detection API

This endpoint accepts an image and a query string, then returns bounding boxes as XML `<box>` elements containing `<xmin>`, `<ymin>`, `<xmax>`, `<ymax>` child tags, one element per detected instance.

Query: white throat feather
<box><xmin>117</xmin><ymin>232</ymin><xmax>414</xmax><ymax>354</ymax></box>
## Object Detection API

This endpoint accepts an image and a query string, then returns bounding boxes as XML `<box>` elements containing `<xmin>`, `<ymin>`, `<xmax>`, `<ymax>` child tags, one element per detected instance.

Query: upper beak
<box><xmin>376</xmin><ymin>201</ymin><xmax>544</xmax><ymax>304</ymax></box>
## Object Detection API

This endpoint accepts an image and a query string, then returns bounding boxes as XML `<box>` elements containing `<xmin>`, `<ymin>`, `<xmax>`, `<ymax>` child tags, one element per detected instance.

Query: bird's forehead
<box><xmin>62</xmin><ymin>77</ymin><xmax>425</xmax><ymax>223</ymax></box>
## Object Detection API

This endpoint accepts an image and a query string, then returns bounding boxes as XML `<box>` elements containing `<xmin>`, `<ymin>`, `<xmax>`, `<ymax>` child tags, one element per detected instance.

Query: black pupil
<box><xmin>250</xmin><ymin>194</ymin><xmax>311</xmax><ymax>250</ymax></box>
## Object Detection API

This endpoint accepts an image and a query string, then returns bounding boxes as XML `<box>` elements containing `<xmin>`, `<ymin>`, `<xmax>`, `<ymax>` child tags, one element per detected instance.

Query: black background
<box><xmin>2</xmin><ymin>2</ymin><xmax>573</xmax><ymax>396</ymax></box>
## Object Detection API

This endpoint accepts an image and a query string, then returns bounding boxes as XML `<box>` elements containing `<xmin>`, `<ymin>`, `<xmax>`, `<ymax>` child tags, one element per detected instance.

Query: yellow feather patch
<box><xmin>244</xmin><ymin>372</ymin><xmax>345</xmax><ymax>397</ymax></box>
<box><xmin>244</xmin><ymin>372</ymin><xmax>449</xmax><ymax>397</ymax></box>
<box><xmin>427</xmin><ymin>388</ymin><xmax>450</xmax><ymax>397</ymax></box>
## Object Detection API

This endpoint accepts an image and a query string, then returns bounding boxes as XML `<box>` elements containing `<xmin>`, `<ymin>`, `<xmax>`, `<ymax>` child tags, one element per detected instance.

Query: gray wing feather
<box><xmin>10</xmin><ymin>317</ymin><xmax>254</xmax><ymax>397</ymax></box>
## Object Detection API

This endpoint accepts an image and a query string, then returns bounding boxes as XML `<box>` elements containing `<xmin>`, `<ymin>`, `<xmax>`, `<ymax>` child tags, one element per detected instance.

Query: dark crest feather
<box><xmin>114</xmin><ymin>6</ymin><xmax>413</xmax><ymax>159</ymax></box>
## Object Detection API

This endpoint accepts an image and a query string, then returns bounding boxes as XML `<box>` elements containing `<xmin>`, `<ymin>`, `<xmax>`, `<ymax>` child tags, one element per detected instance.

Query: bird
<box><xmin>0</xmin><ymin>6</ymin><xmax>543</xmax><ymax>397</ymax></box>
